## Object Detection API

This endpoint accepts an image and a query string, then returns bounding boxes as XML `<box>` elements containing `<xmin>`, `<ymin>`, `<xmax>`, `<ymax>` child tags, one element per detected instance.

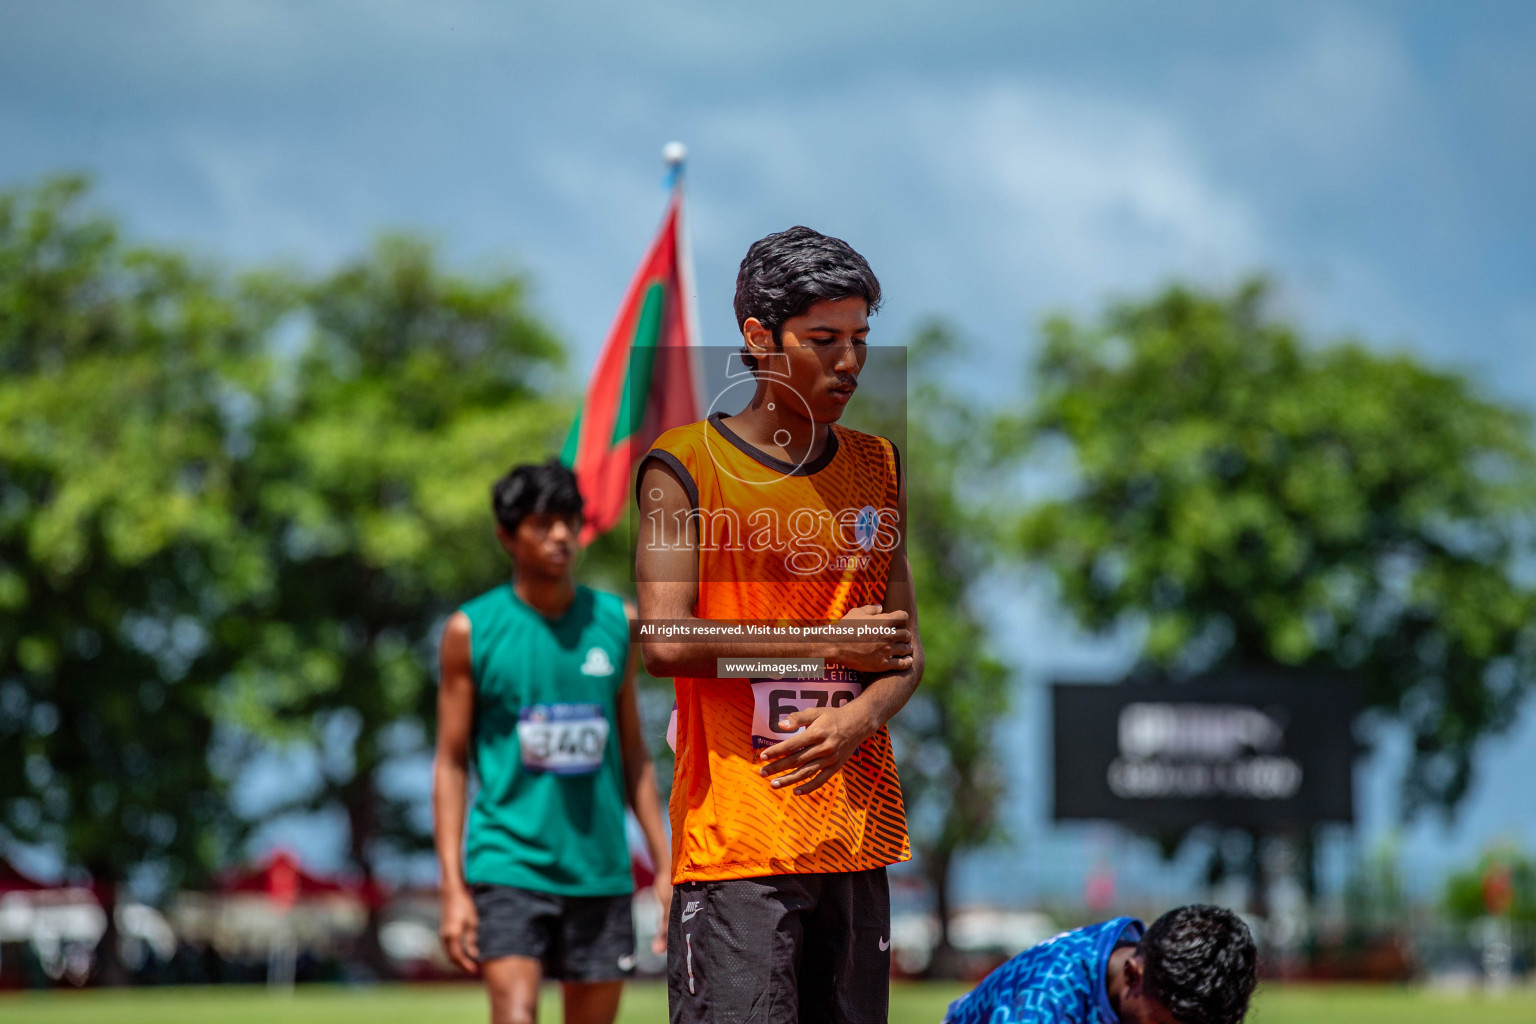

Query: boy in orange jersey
<box><xmin>635</xmin><ymin>226</ymin><xmax>923</xmax><ymax>1024</ymax></box>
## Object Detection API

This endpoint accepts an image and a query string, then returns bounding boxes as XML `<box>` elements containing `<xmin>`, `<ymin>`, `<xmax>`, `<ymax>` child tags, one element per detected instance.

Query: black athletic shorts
<box><xmin>667</xmin><ymin>868</ymin><xmax>890</xmax><ymax>1024</ymax></box>
<box><xmin>472</xmin><ymin>882</ymin><xmax>636</xmax><ymax>982</ymax></box>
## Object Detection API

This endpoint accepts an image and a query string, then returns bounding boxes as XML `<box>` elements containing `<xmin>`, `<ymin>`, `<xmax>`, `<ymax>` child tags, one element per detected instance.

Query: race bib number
<box><xmin>517</xmin><ymin>703</ymin><xmax>610</xmax><ymax>775</ymax></box>
<box><xmin>749</xmin><ymin>669</ymin><xmax>863</xmax><ymax>750</ymax></box>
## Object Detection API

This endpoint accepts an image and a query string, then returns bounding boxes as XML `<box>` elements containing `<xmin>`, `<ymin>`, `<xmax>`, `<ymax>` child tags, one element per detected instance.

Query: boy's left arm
<box><xmin>617</xmin><ymin>598</ymin><xmax>672</xmax><ymax>954</ymax></box>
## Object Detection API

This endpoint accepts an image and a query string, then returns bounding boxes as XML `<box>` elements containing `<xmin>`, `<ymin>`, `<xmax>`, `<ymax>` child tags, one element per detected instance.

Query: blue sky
<box><xmin>5</xmin><ymin>1</ymin><xmax>1535</xmax><ymax>904</ymax></box>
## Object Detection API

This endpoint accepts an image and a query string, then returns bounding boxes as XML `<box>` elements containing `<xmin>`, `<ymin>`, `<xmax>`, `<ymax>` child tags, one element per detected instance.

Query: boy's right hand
<box><xmin>835</xmin><ymin>605</ymin><xmax>913</xmax><ymax>674</ymax></box>
<box><xmin>439</xmin><ymin>885</ymin><xmax>480</xmax><ymax>974</ymax></box>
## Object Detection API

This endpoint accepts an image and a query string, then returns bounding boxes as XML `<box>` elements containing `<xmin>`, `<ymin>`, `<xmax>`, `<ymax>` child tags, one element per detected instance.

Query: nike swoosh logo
<box><xmin>681</xmin><ymin>901</ymin><xmax>702</xmax><ymax>922</ymax></box>
<box><xmin>879</xmin><ymin>936</ymin><xmax>890</xmax><ymax>951</ymax></box>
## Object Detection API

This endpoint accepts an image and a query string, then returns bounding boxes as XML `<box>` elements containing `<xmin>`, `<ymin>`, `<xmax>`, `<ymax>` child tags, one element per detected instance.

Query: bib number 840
<box><xmin>517</xmin><ymin>719</ymin><xmax>609</xmax><ymax>775</ymax></box>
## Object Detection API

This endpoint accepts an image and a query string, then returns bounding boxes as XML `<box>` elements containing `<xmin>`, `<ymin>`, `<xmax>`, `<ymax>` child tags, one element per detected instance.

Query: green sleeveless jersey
<box><xmin>460</xmin><ymin>583</ymin><xmax>632</xmax><ymax>896</ymax></box>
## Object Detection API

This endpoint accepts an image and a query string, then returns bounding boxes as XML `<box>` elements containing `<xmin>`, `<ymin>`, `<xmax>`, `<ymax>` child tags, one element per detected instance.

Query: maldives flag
<box><xmin>560</xmin><ymin>184</ymin><xmax>700</xmax><ymax>544</ymax></box>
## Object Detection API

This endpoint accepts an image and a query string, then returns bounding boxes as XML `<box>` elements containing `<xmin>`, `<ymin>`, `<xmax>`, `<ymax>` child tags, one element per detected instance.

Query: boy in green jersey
<box><xmin>434</xmin><ymin>458</ymin><xmax>671</xmax><ymax>1024</ymax></box>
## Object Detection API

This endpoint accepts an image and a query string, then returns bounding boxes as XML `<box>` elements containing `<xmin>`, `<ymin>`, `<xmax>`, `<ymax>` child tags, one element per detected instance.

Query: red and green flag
<box><xmin>561</xmin><ymin>177</ymin><xmax>700</xmax><ymax>544</ymax></box>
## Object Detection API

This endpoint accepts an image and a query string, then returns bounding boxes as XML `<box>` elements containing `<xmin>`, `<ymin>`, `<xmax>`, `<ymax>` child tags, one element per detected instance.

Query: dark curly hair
<box><xmin>1139</xmin><ymin>905</ymin><xmax>1257</xmax><ymax>1024</ymax></box>
<box><xmin>733</xmin><ymin>226</ymin><xmax>881</xmax><ymax>372</ymax></box>
<box><xmin>492</xmin><ymin>457</ymin><xmax>584</xmax><ymax>535</ymax></box>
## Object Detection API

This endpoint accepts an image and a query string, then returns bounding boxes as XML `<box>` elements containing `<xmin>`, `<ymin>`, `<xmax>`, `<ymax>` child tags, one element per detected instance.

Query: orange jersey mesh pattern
<box><xmin>641</xmin><ymin>413</ymin><xmax>911</xmax><ymax>882</ymax></box>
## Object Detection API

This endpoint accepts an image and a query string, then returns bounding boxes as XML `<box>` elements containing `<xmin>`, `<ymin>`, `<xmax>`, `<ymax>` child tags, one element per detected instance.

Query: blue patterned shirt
<box><xmin>944</xmin><ymin>918</ymin><xmax>1145</xmax><ymax>1024</ymax></box>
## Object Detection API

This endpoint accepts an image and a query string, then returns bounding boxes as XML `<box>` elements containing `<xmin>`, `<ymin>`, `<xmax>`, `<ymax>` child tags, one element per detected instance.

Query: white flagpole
<box><xmin>663</xmin><ymin>141</ymin><xmax>709</xmax><ymax>417</ymax></box>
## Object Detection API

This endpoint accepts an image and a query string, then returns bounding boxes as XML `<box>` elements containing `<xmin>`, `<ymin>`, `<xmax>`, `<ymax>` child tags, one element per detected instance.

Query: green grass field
<box><xmin>3</xmin><ymin>981</ymin><xmax>1535</xmax><ymax>1024</ymax></box>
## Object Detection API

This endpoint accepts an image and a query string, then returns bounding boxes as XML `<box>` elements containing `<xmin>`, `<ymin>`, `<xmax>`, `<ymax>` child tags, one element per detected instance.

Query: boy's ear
<box><xmin>737</xmin><ymin>318</ymin><xmax>793</xmax><ymax>381</ymax></box>
<box><xmin>1124</xmin><ymin>953</ymin><xmax>1144</xmax><ymax>990</ymax></box>
<box><xmin>495</xmin><ymin>524</ymin><xmax>516</xmax><ymax>553</ymax></box>
<box><xmin>741</xmin><ymin>317</ymin><xmax>774</xmax><ymax>357</ymax></box>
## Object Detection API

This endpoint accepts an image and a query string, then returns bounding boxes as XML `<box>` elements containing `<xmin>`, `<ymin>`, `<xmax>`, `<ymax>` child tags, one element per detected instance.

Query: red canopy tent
<box><xmin>0</xmin><ymin>858</ymin><xmax>49</xmax><ymax>894</ymax></box>
<box><xmin>221</xmin><ymin>849</ymin><xmax>655</xmax><ymax>907</ymax></box>
<box><xmin>218</xmin><ymin>850</ymin><xmax>383</xmax><ymax>909</ymax></box>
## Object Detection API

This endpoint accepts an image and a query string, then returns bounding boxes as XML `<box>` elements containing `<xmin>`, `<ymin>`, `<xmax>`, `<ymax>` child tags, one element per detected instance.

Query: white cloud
<box><xmin>680</xmin><ymin>77</ymin><xmax>1262</xmax><ymax>364</ymax></box>
<box><xmin>920</xmin><ymin>82</ymin><xmax>1262</xmax><ymax>298</ymax></box>
<box><xmin>1248</xmin><ymin>9</ymin><xmax>1417</xmax><ymax>174</ymax></box>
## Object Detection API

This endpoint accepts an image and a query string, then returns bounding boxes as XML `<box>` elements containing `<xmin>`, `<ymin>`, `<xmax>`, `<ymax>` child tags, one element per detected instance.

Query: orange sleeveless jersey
<box><xmin>639</xmin><ymin>411</ymin><xmax>911</xmax><ymax>882</ymax></box>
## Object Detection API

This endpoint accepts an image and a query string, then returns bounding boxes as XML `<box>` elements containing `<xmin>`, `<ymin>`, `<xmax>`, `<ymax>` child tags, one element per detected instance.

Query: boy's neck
<box><xmin>513</xmin><ymin>572</ymin><xmax>577</xmax><ymax>619</ymax></box>
<box><xmin>723</xmin><ymin>387</ymin><xmax>830</xmax><ymax>465</ymax></box>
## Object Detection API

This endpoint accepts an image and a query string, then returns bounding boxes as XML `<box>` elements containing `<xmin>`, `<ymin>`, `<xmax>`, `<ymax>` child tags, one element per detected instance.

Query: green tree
<box><xmin>0</xmin><ymin>177</ymin><xmax>265</xmax><ymax>982</ymax></box>
<box><xmin>873</xmin><ymin>326</ymin><xmax>1011</xmax><ymax>973</ymax></box>
<box><xmin>1012</xmin><ymin>280</ymin><xmax>1536</xmax><ymax>822</ymax></box>
<box><xmin>226</xmin><ymin>235</ymin><xmax>568</xmax><ymax>973</ymax></box>
<box><xmin>1444</xmin><ymin>843</ymin><xmax>1536</xmax><ymax>925</ymax></box>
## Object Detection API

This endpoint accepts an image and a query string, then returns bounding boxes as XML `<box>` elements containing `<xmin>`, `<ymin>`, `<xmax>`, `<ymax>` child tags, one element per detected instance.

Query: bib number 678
<box><xmin>768</xmin><ymin>688</ymin><xmax>857</xmax><ymax>733</ymax></box>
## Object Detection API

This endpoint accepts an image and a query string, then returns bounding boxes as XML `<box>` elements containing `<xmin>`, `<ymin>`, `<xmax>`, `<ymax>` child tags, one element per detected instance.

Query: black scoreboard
<box><xmin>1052</xmin><ymin>668</ymin><xmax>1359</xmax><ymax>829</ymax></box>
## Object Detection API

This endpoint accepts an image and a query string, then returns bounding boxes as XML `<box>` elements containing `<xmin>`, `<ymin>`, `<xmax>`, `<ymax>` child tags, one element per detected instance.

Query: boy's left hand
<box><xmin>756</xmin><ymin>704</ymin><xmax>874</xmax><ymax>795</ymax></box>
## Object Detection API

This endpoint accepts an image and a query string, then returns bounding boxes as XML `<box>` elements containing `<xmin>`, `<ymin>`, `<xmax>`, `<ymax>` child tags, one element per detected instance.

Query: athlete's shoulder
<box><xmin>580</xmin><ymin>585</ymin><xmax>630</xmax><ymax>622</ymax></box>
<box><xmin>1035</xmin><ymin>919</ymin><xmax>1123</xmax><ymax>955</ymax></box>
<box><xmin>988</xmin><ymin>924</ymin><xmax>1103</xmax><ymax>994</ymax></box>
<box><xmin>827</xmin><ymin>422</ymin><xmax>884</xmax><ymax>444</ymax></box>
<box><xmin>830</xmin><ymin>423</ymin><xmax>899</xmax><ymax>461</ymax></box>
<box><xmin>649</xmin><ymin>418</ymin><xmax>712</xmax><ymax>455</ymax></box>
<box><xmin>638</xmin><ymin>421</ymin><xmax>709</xmax><ymax>510</ymax></box>
<box><xmin>1086</xmin><ymin>916</ymin><xmax>1144</xmax><ymax>946</ymax></box>
<box><xmin>459</xmin><ymin>583</ymin><xmax>511</xmax><ymax>619</ymax></box>
<box><xmin>829</xmin><ymin>425</ymin><xmax>901</xmax><ymax>490</ymax></box>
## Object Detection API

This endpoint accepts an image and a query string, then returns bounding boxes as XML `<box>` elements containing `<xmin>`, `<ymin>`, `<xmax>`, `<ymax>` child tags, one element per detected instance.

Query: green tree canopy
<box><xmin>1013</xmin><ymin>280</ymin><xmax>1536</xmax><ymax>813</ymax></box>
<box><xmin>224</xmin><ymin>234</ymin><xmax>569</xmax><ymax>970</ymax></box>
<box><xmin>0</xmin><ymin>177</ymin><xmax>269</xmax><ymax>980</ymax></box>
<box><xmin>1</xmin><ymin>175</ymin><xmax>576</xmax><ymax>980</ymax></box>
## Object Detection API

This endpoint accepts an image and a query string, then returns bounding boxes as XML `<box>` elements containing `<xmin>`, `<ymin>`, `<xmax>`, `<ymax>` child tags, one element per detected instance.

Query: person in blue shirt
<box><xmin>944</xmin><ymin>905</ymin><xmax>1256</xmax><ymax>1024</ymax></box>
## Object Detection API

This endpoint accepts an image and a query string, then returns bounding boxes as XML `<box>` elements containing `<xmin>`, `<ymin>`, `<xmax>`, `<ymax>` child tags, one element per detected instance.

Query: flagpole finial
<box><xmin>662</xmin><ymin>141</ymin><xmax>687</xmax><ymax>189</ymax></box>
